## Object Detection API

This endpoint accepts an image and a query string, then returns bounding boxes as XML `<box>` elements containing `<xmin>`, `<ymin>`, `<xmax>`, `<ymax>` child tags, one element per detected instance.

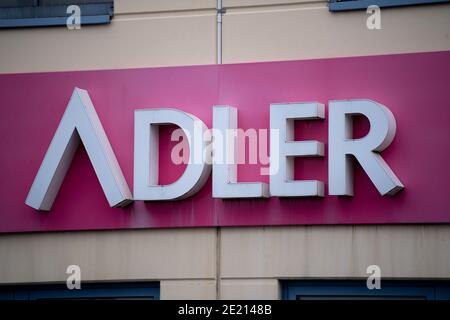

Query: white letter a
<box><xmin>25</xmin><ymin>87</ymin><xmax>133</xmax><ymax>211</ymax></box>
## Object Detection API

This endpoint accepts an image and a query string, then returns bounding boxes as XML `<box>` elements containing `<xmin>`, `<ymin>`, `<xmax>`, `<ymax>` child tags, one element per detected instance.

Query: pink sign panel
<box><xmin>0</xmin><ymin>51</ymin><xmax>449</xmax><ymax>233</ymax></box>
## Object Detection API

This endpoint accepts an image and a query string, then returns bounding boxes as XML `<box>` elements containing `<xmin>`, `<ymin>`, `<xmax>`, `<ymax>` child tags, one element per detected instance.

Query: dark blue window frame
<box><xmin>329</xmin><ymin>0</ymin><xmax>450</xmax><ymax>11</ymax></box>
<box><xmin>0</xmin><ymin>1</ymin><xmax>113</xmax><ymax>28</ymax></box>
<box><xmin>282</xmin><ymin>280</ymin><xmax>450</xmax><ymax>300</ymax></box>
<box><xmin>0</xmin><ymin>282</ymin><xmax>160</xmax><ymax>300</ymax></box>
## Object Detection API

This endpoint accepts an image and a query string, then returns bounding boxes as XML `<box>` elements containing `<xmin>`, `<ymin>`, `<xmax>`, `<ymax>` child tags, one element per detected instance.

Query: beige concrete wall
<box><xmin>0</xmin><ymin>0</ymin><xmax>450</xmax><ymax>299</ymax></box>
<box><xmin>0</xmin><ymin>228</ymin><xmax>216</xmax><ymax>283</ymax></box>
<box><xmin>161</xmin><ymin>280</ymin><xmax>217</xmax><ymax>300</ymax></box>
<box><xmin>222</xmin><ymin>1</ymin><xmax>450</xmax><ymax>63</ymax></box>
<box><xmin>1</xmin><ymin>225</ymin><xmax>449</xmax><ymax>299</ymax></box>
<box><xmin>0</xmin><ymin>0</ymin><xmax>217</xmax><ymax>73</ymax></box>
<box><xmin>1</xmin><ymin>0</ymin><xmax>449</xmax><ymax>73</ymax></box>
<box><xmin>221</xmin><ymin>225</ymin><xmax>450</xmax><ymax>279</ymax></box>
<box><xmin>220</xmin><ymin>279</ymin><xmax>281</xmax><ymax>300</ymax></box>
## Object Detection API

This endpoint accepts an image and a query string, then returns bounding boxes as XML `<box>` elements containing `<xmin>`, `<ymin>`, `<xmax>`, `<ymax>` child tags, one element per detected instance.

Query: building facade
<box><xmin>0</xmin><ymin>0</ymin><xmax>450</xmax><ymax>300</ymax></box>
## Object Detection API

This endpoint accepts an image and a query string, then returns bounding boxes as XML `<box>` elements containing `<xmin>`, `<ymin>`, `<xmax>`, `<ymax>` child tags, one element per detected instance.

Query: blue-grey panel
<box><xmin>0</xmin><ymin>3</ymin><xmax>113</xmax><ymax>19</ymax></box>
<box><xmin>283</xmin><ymin>280</ymin><xmax>450</xmax><ymax>300</ymax></box>
<box><xmin>0</xmin><ymin>2</ymin><xmax>113</xmax><ymax>28</ymax></box>
<box><xmin>0</xmin><ymin>14</ymin><xmax>111</xmax><ymax>28</ymax></box>
<box><xmin>436</xmin><ymin>286</ymin><xmax>450</xmax><ymax>300</ymax></box>
<box><xmin>0</xmin><ymin>289</ymin><xmax>14</xmax><ymax>300</ymax></box>
<box><xmin>29</xmin><ymin>287</ymin><xmax>159</xmax><ymax>300</ymax></box>
<box><xmin>0</xmin><ymin>282</ymin><xmax>160</xmax><ymax>300</ymax></box>
<box><xmin>329</xmin><ymin>0</ymin><xmax>450</xmax><ymax>11</ymax></box>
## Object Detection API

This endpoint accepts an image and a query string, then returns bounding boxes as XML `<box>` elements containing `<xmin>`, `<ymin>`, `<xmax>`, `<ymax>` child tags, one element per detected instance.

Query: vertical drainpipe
<box><xmin>216</xmin><ymin>0</ymin><xmax>224</xmax><ymax>300</ymax></box>
<box><xmin>216</xmin><ymin>0</ymin><xmax>224</xmax><ymax>64</ymax></box>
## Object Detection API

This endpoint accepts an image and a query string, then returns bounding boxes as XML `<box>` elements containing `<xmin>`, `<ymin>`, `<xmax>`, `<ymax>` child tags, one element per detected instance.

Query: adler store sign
<box><xmin>0</xmin><ymin>51</ymin><xmax>450</xmax><ymax>233</ymax></box>
<box><xmin>25</xmin><ymin>89</ymin><xmax>404</xmax><ymax>210</ymax></box>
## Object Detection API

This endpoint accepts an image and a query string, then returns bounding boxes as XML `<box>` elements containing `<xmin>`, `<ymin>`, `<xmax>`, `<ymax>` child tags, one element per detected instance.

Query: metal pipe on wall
<box><xmin>216</xmin><ymin>0</ymin><xmax>223</xmax><ymax>64</ymax></box>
